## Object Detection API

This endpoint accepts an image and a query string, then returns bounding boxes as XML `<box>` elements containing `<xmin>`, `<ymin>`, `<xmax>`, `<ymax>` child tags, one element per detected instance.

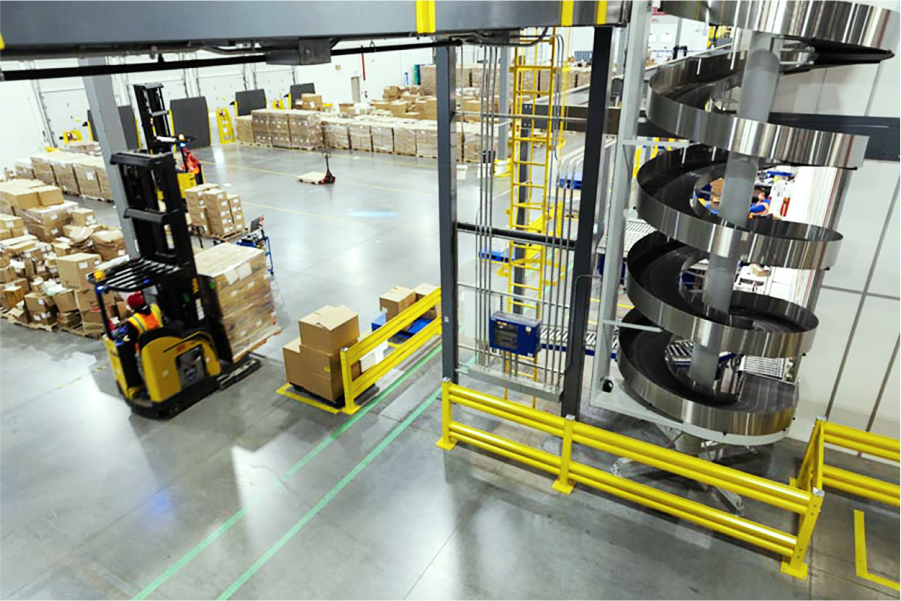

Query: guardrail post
<box><xmin>781</xmin><ymin>487</ymin><xmax>824</xmax><ymax>580</ymax></box>
<box><xmin>436</xmin><ymin>378</ymin><xmax>456</xmax><ymax>450</ymax></box>
<box><xmin>340</xmin><ymin>347</ymin><xmax>359</xmax><ymax>415</ymax></box>
<box><xmin>552</xmin><ymin>414</ymin><xmax>576</xmax><ymax>494</ymax></box>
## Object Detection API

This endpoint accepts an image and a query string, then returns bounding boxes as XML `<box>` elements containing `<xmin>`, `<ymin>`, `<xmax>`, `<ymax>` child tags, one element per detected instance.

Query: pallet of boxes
<box><xmin>283</xmin><ymin>305</ymin><xmax>365</xmax><ymax>406</ymax></box>
<box><xmin>194</xmin><ymin>243</ymin><xmax>280</xmax><ymax>363</ymax></box>
<box><xmin>183</xmin><ymin>183</ymin><xmax>247</xmax><ymax>239</ymax></box>
<box><xmin>0</xmin><ymin>178</ymin><xmax>128</xmax><ymax>336</ymax></box>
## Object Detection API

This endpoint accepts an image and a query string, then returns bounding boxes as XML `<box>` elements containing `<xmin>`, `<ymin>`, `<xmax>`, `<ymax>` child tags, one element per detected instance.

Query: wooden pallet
<box><xmin>80</xmin><ymin>194</ymin><xmax>111</xmax><ymax>203</ymax></box>
<box><xmin>238</xmin><ymin>141</ymin><xmax>272</xmax><ymax>148</ymax></box>
<box><xmin>61</xmin><ymin>324</ymin><xmax>102</xmax><ymax>339</ymax></box>
<box><xmin>233</xmin><ymin>326</ymin><xmax>282</xmax><ymax>363</ymax></box>
<box><xmin>297</xmin><ymin>171</ymin><xmax>331</xmax><ymax>185</ymax></box>
<box><xmin>7</xmin><ymin>318</ymin><xmax>57</xmax><ymax>332</ymax></box>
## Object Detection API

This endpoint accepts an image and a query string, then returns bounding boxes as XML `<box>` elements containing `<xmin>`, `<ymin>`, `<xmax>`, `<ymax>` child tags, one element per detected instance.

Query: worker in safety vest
<box><xmin>118</xmin><ymin>291</ymin><xmax>163</xmax><ymax>345</ymax></box>
<box><xmin>114</xmin><ymin>292</ymin><xmax>164</xmax><ymax>389</ymax></box>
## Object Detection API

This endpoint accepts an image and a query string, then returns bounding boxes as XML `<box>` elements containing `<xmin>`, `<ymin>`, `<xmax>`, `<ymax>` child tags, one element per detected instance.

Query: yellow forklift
<box><xmin>89</xmin><ymin>150</ymin><xmax>258</xmax><ymax>418</ymax></box>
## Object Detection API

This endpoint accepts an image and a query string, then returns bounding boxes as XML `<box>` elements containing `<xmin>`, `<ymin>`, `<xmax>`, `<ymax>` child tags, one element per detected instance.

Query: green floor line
<box><xmin>133</xmin><ymin>344</ymin><xmax>440</xmax><ymax>600</ymax></box>
<box><xmin>217</xmin><ymin>386</ymin><xmax>441</xmax><ymax>600</ymax></box>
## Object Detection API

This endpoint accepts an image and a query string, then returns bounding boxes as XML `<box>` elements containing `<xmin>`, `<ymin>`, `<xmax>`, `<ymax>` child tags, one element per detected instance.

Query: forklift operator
<box><xmin>114</xmin><ymin>292</ymin><xmax>164</xmax><ymax>385</ymax></box>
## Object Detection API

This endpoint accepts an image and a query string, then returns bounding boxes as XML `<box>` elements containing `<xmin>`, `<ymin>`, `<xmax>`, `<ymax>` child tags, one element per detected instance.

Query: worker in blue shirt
<box><xmin>749</xmin><ymin>187</ymin><xmax>772</xmax><ymax>219</ymax></box>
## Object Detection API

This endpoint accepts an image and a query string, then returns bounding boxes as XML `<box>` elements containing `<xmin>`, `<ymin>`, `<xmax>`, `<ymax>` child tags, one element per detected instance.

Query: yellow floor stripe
<box><xmin>276</xmin><ymin>382</ymin><xmax>342</xmax><ymax>414</ymax></box>
<box><xmin>854</xmin><ymin>510</ymin><xmax>900</xmax><ymax>591</ymax></box>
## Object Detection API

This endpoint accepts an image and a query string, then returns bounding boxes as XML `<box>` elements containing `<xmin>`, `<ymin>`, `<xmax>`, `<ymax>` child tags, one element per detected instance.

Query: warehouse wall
<box><xmin>0</xmin><ymin>40</ymin><xmax>433</xmax><ymax>165</ymax></box>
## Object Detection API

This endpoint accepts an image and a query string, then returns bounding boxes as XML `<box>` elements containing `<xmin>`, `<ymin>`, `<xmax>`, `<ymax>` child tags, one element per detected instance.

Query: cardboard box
<box><xmin>71</xmin><ymin>208</ymin><xmax>97</xmax><ymax>226</ymax></box>
<box><xmin>379</xmin><ymin>286</ymin><xmax>415</xmax><ymax>321</ymax></box>
<box><xmin>91</xmin><ymin>229</ymin><xmax>126</xmax><ymax>261</ymax></box>
<box><xmin>1</xmin><ymin>285</ymin><xmax>27</xmax><ymax>312</ymax></box>
<box><xmin>34</xmin><ymin>185</ymin><xmax>64</xmax><ymax>206</ymax></box>
<box><xmin>57</xmin><ymin>310</ymin><xmax>81</xmax><ymax>328</ymax></box>
<box><xmin>8</xmin><ymin>304</ymin><xmax>29</xmax><ymax>325</ymax></box>
<box><xmin>57</xmin><ymin>252</ymin><xmax>100</xmax><ymax>290</ymax></box>
<box><xmin>24</xmin><ymin>292</ymin><xmax>55</xmax><ymax>315</ymax></box>
<box><xmin>283</xmin><ymin>337</ymin><xmax>362</xmax><ymax>402</ymax></box>
<box><xmin>0</xmin><ymin>215</ymin><xmax>24</xmax><ymax>230</ymax></box>
<box><xmin>52</xmin><ymin>288</ymin><xmax>78</xmax><ymax>313</ymax></box>
<box><xmin>300</xmin><ymin>93</ymin><xmax>323</xmax><ymax>111</ymax></box>
<box><xmin>75</xmin><ymin>288</ymin><xmax>98</xmax><ymax>312</ymax></box>
<box><xmin>7</xmin><ymin>187</ymin><xmax>40</xmax><ymax>210</ymax></box>
<box><xmin>413</xmin><ymin>283</ymin><xmax>439</xmax><ymax>320</ymax></box>
<box><xmin>0</xmin><ymin>264</ymin><xmax>15</xmax><ymax>283</ymax></box>
<box><xmin>298</xmin><ymin>305</ymin><xmax>360</xmax><ymax>354</ymax></box>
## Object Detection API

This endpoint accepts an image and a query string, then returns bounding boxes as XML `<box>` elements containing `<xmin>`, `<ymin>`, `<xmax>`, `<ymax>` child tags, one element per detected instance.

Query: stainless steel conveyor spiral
<box><xmin>617</xmin><ymin>1</ymin><xmax>899</xmax><ymax>437</ymax></box>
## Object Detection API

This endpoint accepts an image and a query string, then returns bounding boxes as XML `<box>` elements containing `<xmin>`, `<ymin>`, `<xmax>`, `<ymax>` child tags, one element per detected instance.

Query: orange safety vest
<box><xmin>127</xmin><ymin>303</ymin><xmax>163</xmax><ymax>335</ymax></box>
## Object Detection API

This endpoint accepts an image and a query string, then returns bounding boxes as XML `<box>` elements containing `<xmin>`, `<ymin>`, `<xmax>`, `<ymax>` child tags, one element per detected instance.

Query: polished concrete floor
<box><xmin>1</xmin><ymin>144</ymin><xmax>899</xmax><ymax>600</ymax></box>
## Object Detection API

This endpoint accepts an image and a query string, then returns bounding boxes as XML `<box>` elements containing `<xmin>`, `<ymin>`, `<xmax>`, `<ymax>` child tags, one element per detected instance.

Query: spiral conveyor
<box><xmin>618</xmin><ymin>1</ymin><xmax>899</xmax><ymax>437</ymax></box>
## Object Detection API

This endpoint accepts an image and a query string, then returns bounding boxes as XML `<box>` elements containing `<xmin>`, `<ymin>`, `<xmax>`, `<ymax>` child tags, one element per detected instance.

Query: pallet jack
<box><xmin>297</xmin><ymin>148</ymin><xmax>336</xmax><ymax>185</ymax></box>
<box><xmin>88</xmin><ymin>151</ymin><xmax>259</xmax><ymax>418</ymax></box>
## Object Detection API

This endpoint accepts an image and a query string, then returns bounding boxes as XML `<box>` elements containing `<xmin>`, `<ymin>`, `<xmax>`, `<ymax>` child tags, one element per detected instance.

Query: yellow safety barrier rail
<box><xmin>437</xmin><ymin>383</ymin><xmax>825</xmax><ymax>579</ymax></box>
<box><xmin>794</xmin><ymin>418</ymin><xmax>900</xmax><ymax>508</ymax></box>
<box><xmin>339</xmin><ymin>288</ymin><xmax>441</xmax><ymax>415</ymax></box>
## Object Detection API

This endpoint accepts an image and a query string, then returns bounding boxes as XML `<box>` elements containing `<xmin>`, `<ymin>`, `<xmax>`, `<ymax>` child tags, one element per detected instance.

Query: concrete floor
<box><xmin>1</xmin><ymin>144</ymin><xmax>898</xmax><ymax>600</ymax></box>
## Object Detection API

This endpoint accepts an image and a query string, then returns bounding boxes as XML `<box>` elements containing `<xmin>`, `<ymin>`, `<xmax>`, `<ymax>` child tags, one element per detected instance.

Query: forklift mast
<box><xmin>133</xmin><ymin>83</ymin><xmax>173</xmax><ymax>154</ymax></box>
<box><xmin>109</xmin><ymin>151</ymin><xmax>204</xmax><ymax>331</ymax></box>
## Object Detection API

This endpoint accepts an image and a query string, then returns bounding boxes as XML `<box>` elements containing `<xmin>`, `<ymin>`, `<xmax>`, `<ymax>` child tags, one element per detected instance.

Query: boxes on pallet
<box><xmin>420</xmin><ymin>64</ymin><xmax>436</xmax><ymax>94</ymax></box>
<box><xmin>29</xmin><ymin>153</ymin><xmax>57</xmax><ymax>185</ymax></box>
<box><xmin>282</xmin><ymin>336</ymin><xmax>362</xmax><ymax>402</ymax></box>
<box><xmin>348</xmin><ymin>121</ymin><xmax>373</xmax><ymax>152</ymax></box>
<box><xmin>1</xmin><ymin>284</ymin><xmax>27</xmax><ymax>311</ymax></box>
<box><xmin>48</xmin><ymin>152</ymin><xmax>82</xmax><ymax>195</ymax></box>
<box><xmin>203</xmin><ymin>189</ymin><xmax>235</xmax><ymax>238</ymax></box>
<box><xmin>5</xmin><ymin>187</ymin><xmax>40</xmax><ymax>210</ymax></box>
<box><xmin>56</xmin><ymin>252</ymin><xmax>100</xmax><ymax>291</ymax></box>
<box><xmin>287</xmin><ymin>110</ymin><xmax>323</xmax><ymax>149</ymax></box>
<box><xmin>235</xmin><ymin>116</ymin><xmax>254</xmax><ymax>144</ymax></box>
<box><xmin>72</xmin><ymin>156</ymin><xmax>107</xmax><ymax>199</ymax></box>
<box><xmin>24</xmin><ymin>291</ymin><xmax>55</xmax><ymax>315</ymax></box>
<box><xmin>389</xmin><ymin>100</ymin><xmax>409</xmax><ymax>118</ymax></box>
<box><xmin>15</xmin><ymin>159</ymin><xmax>34</xmax><ymax>180</ymax></box>
<box><xmin>393</xmin><ymin>122</ymin><xmax>417</xmax><ymax>156</ymax></box>
<box><xmin>67</xmin><ymin>140</ymin><xmax>101</xmax><ymax>155</ymax></box>
<box><xmin>195</xmin><ymin>243</ymin><xmax>278</xmax><ymax>362</ymax></box>
<box><xmin>415</xmin><ymin>123</ymin><xmax>438</xmax><ymax>158</ymax></box>
<box><xmin>57</xmin><ymin>310</ymin><xmax>81</xmax><ymax>328</ymax></box>
<box><xmin>370</xmin><ymin>123</ymin><xmax>394</xmax><ymax>153</ymax></box>
<box><xmin>251</xmin><ymin>109</ymin><xmax>272</xmax><ymax>145</ymax></box>
<box><xmin>322</xmin><ymin>116</ymin><xmax>352</xmax><ymax>150</ymax></box>
<box><xmin>379</xmin><ymin>286</ymin><xmax>415</xmax><ymax>321</ymax></box>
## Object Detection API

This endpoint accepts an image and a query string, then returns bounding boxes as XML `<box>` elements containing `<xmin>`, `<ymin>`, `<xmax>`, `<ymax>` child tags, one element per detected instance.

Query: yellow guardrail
<box><xmin>338</xmin><ymin>288</ymin><xmax>441</xmax><ymax>414</ymax></box>
<box><xmin>795</xmin><ymin>418</ymin><xmax>900</xmax><ymax>508</ymax></box>
<box><xmin>437</xmin><ymin>383</ymin><xmax>826</xmax><ymax>579</ymax></box>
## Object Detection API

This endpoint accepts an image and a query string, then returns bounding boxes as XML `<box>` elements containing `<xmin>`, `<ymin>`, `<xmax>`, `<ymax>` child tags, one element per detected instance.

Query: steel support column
<box><xmin>80</xmin><ymin>56</ymin><xmax>137</xmax><ymax>256</ymax></box>
<box><xmin>436</xmin><ymin>43</ymin><xmax>459</xmax><ymax>382</ymax></box>
<box><xmin>560</xmin><ymin>27</ymin><xmax>613</xmax><ymax>419</ymax></box>
<box><xmin>594</xmin><ymin>0</ymin><xmax>651</xmax><ymax>390</ymax></box>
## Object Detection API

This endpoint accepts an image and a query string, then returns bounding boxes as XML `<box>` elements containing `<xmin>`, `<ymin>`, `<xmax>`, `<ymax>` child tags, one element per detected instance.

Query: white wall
<box><xmin>0</xmin><ymin>39</ymin><xmax>437</xmax><ymax>166</ymax></box>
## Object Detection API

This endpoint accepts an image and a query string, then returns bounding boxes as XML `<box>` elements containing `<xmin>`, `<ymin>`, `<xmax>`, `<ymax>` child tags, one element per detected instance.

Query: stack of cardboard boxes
<box><xmin>415</xmin><ymin>123</ymin><xmax>438</xmax><ymax>159</ymax></box>
<box><xmin>235</xmin><ymin>116</ymin><xmax>254</xmax><ymax>144</ymax></box>
<box><xmin>298</xmin><ymin>93</ymin><xmax>323</xmax><ymax>111</ymax></box>
<box><xmin>379</xmin><ymin>283</ymin><xmax>438</xmax><ymax>321</ymax></box>
<box><xmin>321</xmin><ymin>116</ymin><xmax>352</xmax><ymax>150</ymax></box>
<box><xmin>15</xmin><ymin>159</ymin><xmax>34</xmax><ymax>180</ymax></box>
<box><xmin>393</xmin><ymin>121</ymin><xmax>418</xmax><ymax>156</ymax></box>
<box><xmin>283</xmin><ymin>305</ymin><xmax>361</xmax><ymax>403</ymax></box>
<box><xmin>370</xmin><ymin>122</ymin><xmax>395</xmax><ymax>153</ymax></box>
<box><xmin>184</xmin><ymin>184</ymin><xmax>247</xmax><ymax>239</ymax></box>
<box><xmin>349</xmin><ymin>121</ymin><xmax>373</xmax><ymax>152</ymax></box>
<box><xmin>287</xmin><ymin>110</ymin><xmax>323</xmax><ymax>150</ymax></box>
<box><xmin>48</xmin><ymin>151</ymin><xmax>83</xmax><ymax>195</ymax></box>
<box><xmin>194</xmin><ymin>243</ymin><xmax>279</xmax><ymax>362</ymax></box>
<box><xmin>71</xmin><ymin>156</ymin><xmax>111</xmax><ymax>200</ymax></box>
<box><xmin>268</xmin><ymin>110</ymin><xmax>292</xmax><ymax>148</ymax></box>
<box><xmin>251</xmin><ymin>110</ymin><xmax>273</xmax><ymax>145</ymax></box>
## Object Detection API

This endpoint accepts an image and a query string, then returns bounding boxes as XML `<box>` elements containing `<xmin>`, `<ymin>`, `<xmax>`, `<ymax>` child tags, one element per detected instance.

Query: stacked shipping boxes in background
<box><xmin>284</xmin><ymin>305</ymin><xmax>361</xmax><ymax>402</ymax></box>
<box><xmin>184</xmin><ymin>184</ymin><xmax>248</xmax><ymax>239</ymax></box>
<box><xmin>194</xmin><ymin>243</ymin><xmax>279</xmax><ymax>362</ymax></box>
<box><xmin>235</xmin><ymin>116</ymin><xmax>254</xmax><ymax>144</ymax></box>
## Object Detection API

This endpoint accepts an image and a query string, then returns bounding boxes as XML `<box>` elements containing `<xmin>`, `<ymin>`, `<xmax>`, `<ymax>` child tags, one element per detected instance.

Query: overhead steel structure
<box><xmin>600</xmin><ymin>1</ymin><xmax>899</xmax><ymax>438</ymax></box>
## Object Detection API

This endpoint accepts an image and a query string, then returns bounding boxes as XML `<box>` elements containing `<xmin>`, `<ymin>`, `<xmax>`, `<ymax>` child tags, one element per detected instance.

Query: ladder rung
<box><xmin>516</xmin><ymin>136</ymin><xmax>552</xmax><ymax>143</ymax></box>
<box><xmin>512</xmin><ymin>160</ymin><xmax>545</xmax><ymax>167</ymax></box>
<box><xmin>510</xmin><ymin>182</ymin><xmax>546</xmax><ymax>188</ymax></box>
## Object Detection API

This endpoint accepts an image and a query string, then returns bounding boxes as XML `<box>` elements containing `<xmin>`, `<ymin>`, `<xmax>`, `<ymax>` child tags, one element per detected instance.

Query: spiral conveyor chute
<box><xmin>617</xmin><ymin>1</ymin><xmax>899</xmax><ymax>437</ymax></box>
